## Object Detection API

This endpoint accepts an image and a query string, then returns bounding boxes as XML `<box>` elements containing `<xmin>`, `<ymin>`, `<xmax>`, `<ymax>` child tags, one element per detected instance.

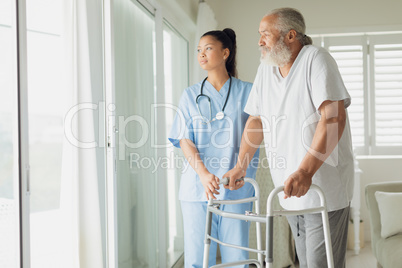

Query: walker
<box><xmin>202</xmin><ymin>178</ymin><xmax>334</xmax><ymax>268</ymax></box>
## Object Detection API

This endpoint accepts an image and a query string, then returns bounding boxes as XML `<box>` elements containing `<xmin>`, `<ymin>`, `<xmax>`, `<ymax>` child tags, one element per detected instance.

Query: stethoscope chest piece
<box><xmin>215</xmin><ymin>111</ymin><xmax>224</xmax><ymax>120</ymax></box>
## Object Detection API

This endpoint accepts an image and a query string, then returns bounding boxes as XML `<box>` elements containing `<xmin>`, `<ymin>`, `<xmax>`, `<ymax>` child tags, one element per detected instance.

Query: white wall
<box><xmin>206</xmin><ymin>0</ymin><xmax>402</xmax><ymax>82</ymax></box>
<box><xmin>155</xmin><ymin>0</ymin><xmax>198</xmax><ymax>84</ymax></box>
<box><xmin>206</xmin><ymin>0</ymin><xmax>402</xmax><ymax>243</ymax></box>
<box><xmin>156</xmin><ymin>0</ymin><xmax>198</xmax><ymax>32</ymax></box>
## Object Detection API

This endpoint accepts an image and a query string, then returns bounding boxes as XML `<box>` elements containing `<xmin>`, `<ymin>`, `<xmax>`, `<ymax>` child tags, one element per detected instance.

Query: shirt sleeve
<box><xmin>244</xmin><ymin>64</ymin><xmax>263</xmax><ymax>116</ymax></box>
<box><xmin>168</xmin><ymin>90</ymin><xmax>194</xmax><ymax>148</ymax></box>
<box><xmin>310</xmin><ymin>48</ymin><xmax>351</xmax><ymax>111</ymax></box>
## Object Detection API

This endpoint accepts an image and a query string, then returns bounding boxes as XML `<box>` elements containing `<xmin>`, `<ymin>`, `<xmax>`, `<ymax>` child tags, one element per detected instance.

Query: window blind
<box><xmin>328</xmin><ymin>45</ymin><xmax>365</xmax><ymax>147</ymax></box>
<box><xmin>374</xmin><ymin>44</ymin><xmax>402</xmax><ymax>146</ymax></box>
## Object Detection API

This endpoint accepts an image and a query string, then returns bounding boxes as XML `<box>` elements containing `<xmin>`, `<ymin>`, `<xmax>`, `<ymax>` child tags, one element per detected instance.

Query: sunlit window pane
<box><xmin>374</xmin><ymin>44</ymin><xmax>402</xmax><ymax>146</ymax></box>
<box><xmin>0</xmin><ymin>2</ymin><xmax>20</xmax><ymax>267</ymax></box>
<box><xmin>26</xmin><ymin>0</ymin><xmax>71</xmax><ymax>267</ymax></box>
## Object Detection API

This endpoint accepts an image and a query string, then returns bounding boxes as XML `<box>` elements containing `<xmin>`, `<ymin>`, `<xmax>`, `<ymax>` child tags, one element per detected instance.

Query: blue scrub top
<box><xmin>169</xmin><ymin>77</ymin><xmax>259</xmax><ymax>202</ymax></box>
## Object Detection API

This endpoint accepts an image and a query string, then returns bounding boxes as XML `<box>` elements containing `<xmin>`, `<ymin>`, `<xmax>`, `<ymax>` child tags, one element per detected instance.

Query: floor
<box><xmin>176</xmin><ymin>243</ymin><xmax>378</xmax><ymax>267</ymax></box>
<box><xmin>345</xmin><ymin>244</ymin><xmax>377</xmax><ymax>268</ymax></box>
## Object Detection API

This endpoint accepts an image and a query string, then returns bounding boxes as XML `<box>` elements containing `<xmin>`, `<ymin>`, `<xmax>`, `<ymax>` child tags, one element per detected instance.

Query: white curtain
<box><xmin>192</xmin><ymin>1</ymin><xmax>217</xmax><ymax>84</ymax></box>
<box><xmin>60</xmin><ymin>0</ymin><xmax>105</xmax><ymax>267</ymax></box>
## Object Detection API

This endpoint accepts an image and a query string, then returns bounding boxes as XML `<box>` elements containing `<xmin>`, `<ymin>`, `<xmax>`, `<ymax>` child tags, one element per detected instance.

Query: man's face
<box><xmin>258</xmin><ymin>15</ymin><xmax>292</xmax><ymax>67</ymax></box>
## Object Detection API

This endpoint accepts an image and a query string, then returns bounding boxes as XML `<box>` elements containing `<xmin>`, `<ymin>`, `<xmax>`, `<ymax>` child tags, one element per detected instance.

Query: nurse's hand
<box><xmin>283</xmin><ymin>169</ymin><xmax>312</xmax><ymax>199</ymax></box>
<box><xmin>222</xmin><ymin>166</ymin><xmax>246</xmax><ymax>191</ymax></box>
<box><xmin>200</xmin><ymin>172</ymin><xmax>220</xmax><ymax>200</ymax></box>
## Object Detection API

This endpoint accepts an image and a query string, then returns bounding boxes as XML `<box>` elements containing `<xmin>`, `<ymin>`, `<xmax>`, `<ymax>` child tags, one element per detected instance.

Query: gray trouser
<box><xmin>286</xmin><ymin>205</ymin><xmax>350</xmax><ymax>268</ymax></box>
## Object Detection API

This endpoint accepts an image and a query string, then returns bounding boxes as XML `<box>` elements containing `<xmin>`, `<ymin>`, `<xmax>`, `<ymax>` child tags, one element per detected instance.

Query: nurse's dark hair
<box><xmin>202</xmin><ymin>28</ymin><xmax>238</xmax><ymax>78</ymax></box>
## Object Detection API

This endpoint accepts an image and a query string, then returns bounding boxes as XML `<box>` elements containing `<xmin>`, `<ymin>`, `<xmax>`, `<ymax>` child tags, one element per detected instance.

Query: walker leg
<box><xmin>203</xmin><ymin>243</ymin><xmax>210</xmax><ymax>268</ymax></box>
<box><xmin>255</xmin><ymin>198</ymin><xmax>263</xmax><ymax>267</ymax></box>
<box><xmin>203</xmin><ymin>202</ymin><xmax>213</xmax><ymax>268</ymax></box>
<box><xmin>265</xmin><ymin>215</ymin><xmax>274</xmax><ymax>268</ymax></box>
<box><xmin>256</xmin><ymin>221</ymin><xmax>263</xmax><ymax>267</ymax></box>
<box><xmin>321</xmin><ymin>210</ymin><xmax>334</xmax><ymax>268</ymax></box>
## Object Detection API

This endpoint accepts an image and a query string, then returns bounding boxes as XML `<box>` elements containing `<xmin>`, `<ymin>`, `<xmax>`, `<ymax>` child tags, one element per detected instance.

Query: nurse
<box><xmin>169</xmin><ymin>28</ymin><xmax>259</xmax><ymax>267</ymax></box>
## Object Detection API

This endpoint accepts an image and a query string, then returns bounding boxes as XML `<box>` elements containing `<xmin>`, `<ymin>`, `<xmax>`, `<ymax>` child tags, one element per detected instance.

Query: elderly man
<box><xmin>223</xmin><ymin>7</ymin><xmax>354</xmax><ymax>268</ymax></box>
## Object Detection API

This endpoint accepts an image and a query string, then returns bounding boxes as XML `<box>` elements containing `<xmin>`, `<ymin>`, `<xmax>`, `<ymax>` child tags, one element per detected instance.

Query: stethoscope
<box><xmin>196</xmin><ymin>75</ymin><xmax>232</xmax><ymax>124</ymax></box>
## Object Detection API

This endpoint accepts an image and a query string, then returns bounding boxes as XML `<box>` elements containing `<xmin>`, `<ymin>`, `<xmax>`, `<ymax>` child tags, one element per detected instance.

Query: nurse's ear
<box><xmin>223</xmin><ymin>48</ymin><xmax>230</xmax><ymax>60</ymax></box>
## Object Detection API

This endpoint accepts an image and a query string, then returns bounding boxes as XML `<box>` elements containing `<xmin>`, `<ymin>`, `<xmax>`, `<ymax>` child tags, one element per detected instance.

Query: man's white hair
<box><xmin>266</xmin><ymin>7</ymin><xmax>313</xmax><ymax>46</ymax></box>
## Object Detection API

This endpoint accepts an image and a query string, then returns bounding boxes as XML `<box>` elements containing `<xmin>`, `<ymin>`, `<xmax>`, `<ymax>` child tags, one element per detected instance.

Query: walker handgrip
<box><xmin>220</xmin><ymin>177</ymin><xmax>244</xmax><ymax>185</ymax></box>
<box><xmin>266</xmin><ymin>184</ymin><xmax>328</xmax><ymax>216</ymax></box>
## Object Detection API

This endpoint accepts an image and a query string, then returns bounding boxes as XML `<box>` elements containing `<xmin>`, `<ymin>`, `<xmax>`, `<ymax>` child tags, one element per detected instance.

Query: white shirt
<box><xmin>245</xmin><ymin>45</ymin><xmax>354</xmax><ymax>212</ymax></box>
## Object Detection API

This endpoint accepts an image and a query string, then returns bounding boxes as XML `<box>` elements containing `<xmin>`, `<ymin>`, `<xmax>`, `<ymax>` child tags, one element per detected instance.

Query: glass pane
<box><xmin>26</xmin><ymin>1</ymin><xmax>73</xmax><ymax>267</ymax></box>
<box><xmin>163</xmin><ymin>22</ymin><xmax>187</xmax><ymax>266</ymax></box>
<box><xmin>0</xmin><ymin>1</ymin><xmax>20</xmax><ymax>267</ymax></box>
<box><xmin>113</xmin><ymin>1</ymin><xmax>158</xmax><ymax>267</ymax></box>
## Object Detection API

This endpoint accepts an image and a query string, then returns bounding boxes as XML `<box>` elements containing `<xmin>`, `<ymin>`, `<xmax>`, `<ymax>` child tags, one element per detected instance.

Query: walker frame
<box><xmin>202</xmin><ymin>177</ymin><xmax>334</xmax><ymax>268</ymax></box>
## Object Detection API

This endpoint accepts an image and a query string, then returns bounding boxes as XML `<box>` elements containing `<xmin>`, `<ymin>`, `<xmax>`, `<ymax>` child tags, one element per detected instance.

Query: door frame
<box><xmin>13</xmin><ymin>0</ymin><xmax>31</xmax><ymax>267</ymax></box>
<box><xmin>103</xmin><ymin>0</ymin><xmax>118</xmax><ymax>267</ymax></box>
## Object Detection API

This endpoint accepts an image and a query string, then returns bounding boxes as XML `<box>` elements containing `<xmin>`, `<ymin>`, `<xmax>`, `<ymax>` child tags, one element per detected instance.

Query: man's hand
<box><xmin>283</xmin><ymin>169</ymin><xmax>313</xmax><ymax>199</ymax></box>
<box><xmin>199</xmin><ymin>171</ymin><xmax>220</xmax><ymax>199</ymax></box>
<box><xmin>222</xmin><ymin>166</ymin><xmax>246</xmax><ymax>190</ymax></box>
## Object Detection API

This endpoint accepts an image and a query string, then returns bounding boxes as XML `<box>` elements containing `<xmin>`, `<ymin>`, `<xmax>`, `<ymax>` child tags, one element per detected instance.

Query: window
<box><xmin>112</xmin><ymin>1</ymin><xmax>159</xmax><ymax>267</ymax></box>
<box><xmin>372</xmin><ymin>40</ymin><xmax>402</xmax><ymax>150</ymax></box>
<box><xmin>313</xmin><ymin>33</ymin><xmax>402</xmax><ymax>155</ymax></box>
<box><xmin>109</xmin><ymin>0</ymin><xmax>189</xmax><ymax>266</ymax></box>
<box><xmin>25</xmin><ymin>0</ymin><xmax>77</xmax><ymax>267</ymax></box>
<box><xmin>1</xmin><ymin>0</ymin><xmax>77</xmax><ymax>266</ymax></box>
<box><xmin>163</xmin><ymin>21</ymin><xmax>188</xmax><ymax>266</ymax></box>
<box><xmin>0</xmin><ymin>1</ymin><xmax>20</xmax><ymax>266</ymax></box>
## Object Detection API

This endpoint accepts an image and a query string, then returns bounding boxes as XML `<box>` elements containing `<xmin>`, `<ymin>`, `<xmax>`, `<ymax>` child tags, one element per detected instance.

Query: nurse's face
<box><xmin>197</xmin><ymin>35</ymin><xmax>228</xmax><ymax>72</ymax></box>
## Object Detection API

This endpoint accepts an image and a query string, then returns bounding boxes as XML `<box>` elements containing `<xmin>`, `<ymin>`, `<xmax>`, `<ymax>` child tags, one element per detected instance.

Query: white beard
<box><xmin>260</xmin><ymin>36</ymin><xmax>292</xmax><ymax>67</ymax></box>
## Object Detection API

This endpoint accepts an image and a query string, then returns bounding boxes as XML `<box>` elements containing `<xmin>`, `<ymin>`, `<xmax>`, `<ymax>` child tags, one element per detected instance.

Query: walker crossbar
<box><xmin>208</xmin><ymin>206</ymin><xmax>267</xmax><ymax>223</ymax></box>
<box><xmin>202</xmin><ymin>178</ymin><xmax>334</xmax><ymax>268</ymax></box>
<box><xmin>209</xmin><ymin>259</ymin><xmax>261</xmax><ymax>268</ymax></box>
<box><xmin>273</xmin><ymin>207</ymin><xmax>327</xmax><ymax>216</ymax></box>
<box><xmin>209</xmin><ymin>205</ymin><xmax>328</xmax><ymax>222</ymax></box>
<box><xmin>210</xmin><ymin>196</ymin><xmax>258</xmax><ymax>205</ymax></box>
<box><xmin>208</xmin><ymin>236</ymin><xmax>266</xmax><ymax>254</ymax></box>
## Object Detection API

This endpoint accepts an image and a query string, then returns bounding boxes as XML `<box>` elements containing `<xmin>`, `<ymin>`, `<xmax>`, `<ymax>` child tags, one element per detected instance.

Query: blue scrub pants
<box><xmin>180</xmin><ymin>201</ymin><xmax>253</xmax><ymax>268</ymax></box>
